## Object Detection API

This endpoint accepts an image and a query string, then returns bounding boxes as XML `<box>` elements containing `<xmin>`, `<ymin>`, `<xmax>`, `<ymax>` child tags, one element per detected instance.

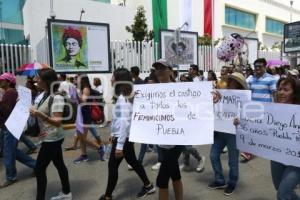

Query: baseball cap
<box><xmin>152</xmin><ymin>59</ymin><xmax>171</xmax><ymax>70</ymax></box>
<box><xmin>288</xmin><ymin>69</ymin><xmax>299</xmax><ymax>76</ymax></box>
<box><xmin>0</xmin><ymin>72</ymin><xmax>16</xmax><ymax>85</ymax></box>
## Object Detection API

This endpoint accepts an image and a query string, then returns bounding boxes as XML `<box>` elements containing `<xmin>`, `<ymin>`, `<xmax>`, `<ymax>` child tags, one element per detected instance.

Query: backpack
<box><xmin>90</xmin><ymin>89</ymin><xmax>105</xmax><ymax>123</ymax></box>
<box><xmin>48</xmin><ymin>92</ymin><xmax>77</xmax><ymax>124</ymax></box>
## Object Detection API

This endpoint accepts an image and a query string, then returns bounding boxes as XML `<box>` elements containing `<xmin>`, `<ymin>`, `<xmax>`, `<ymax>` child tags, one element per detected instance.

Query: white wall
<box><xmin>217</xmin><ymin>0</ymin><xmax>300</xmax><ymax>48</ymax></box>
<box><xmin>23</xmin><ymin>0</ymin><xmax>137</xmax><ymax>63</ymax></box>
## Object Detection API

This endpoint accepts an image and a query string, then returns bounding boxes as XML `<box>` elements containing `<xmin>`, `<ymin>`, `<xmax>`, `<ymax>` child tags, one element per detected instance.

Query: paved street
<box><xmin>0</xmin><ymin>126</ymin><xmax>277</xmax><ymax>200</ymax></box>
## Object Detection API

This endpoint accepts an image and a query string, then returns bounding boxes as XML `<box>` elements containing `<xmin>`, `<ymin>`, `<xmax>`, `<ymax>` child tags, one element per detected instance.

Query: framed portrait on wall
<box><xmin>284</xmin><ymin>21</ymin><xmax>300</xmax><ymax>53</ymax></box>
<box><xmin>47</xmin><ymin>19</ymin><xmax>111</xmax><ymax>73</ymax></box>
<box><xmin>160</xmin><ymin>29</ymin><xmax>198</xmax><ymax>71</ymax></box>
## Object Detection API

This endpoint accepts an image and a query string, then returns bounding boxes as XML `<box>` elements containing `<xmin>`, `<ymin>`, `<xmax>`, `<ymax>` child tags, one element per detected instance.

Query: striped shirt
<box><xmin>246</xmin><ymin>73</ymin><xmax>277</xmax><ymax>102</ymax></box>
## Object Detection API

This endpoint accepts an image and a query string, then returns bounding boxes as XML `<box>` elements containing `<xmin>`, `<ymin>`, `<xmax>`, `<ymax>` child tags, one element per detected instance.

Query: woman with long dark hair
<box><xmin>99</xmin><ymin>68</ymin><xmax>155</xmax><ymax>200</ymax></box>
<box><xmin>271</xmin><ymin>78</ymin><xmax>300</xmax><ymax>200</ymax></box>
<box><xmin>73</xmin><ymin>75</ymin><xmax>104</xmax><ymax>164</ymax></box>
<box><xmin>30</xmin><ymin>68</ymin><xmax>71</xmax><ymax>200</ymax></box>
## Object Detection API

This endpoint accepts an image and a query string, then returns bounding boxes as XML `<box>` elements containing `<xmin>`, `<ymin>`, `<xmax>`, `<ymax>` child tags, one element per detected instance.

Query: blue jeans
<box><xmin>138</xmin><ymin>144</ymin><xmax>163</xmax><ymax>164</ymax></box>
<box><xmin>271</xmin><ymin>161</ymin><xmax>300</xmax><ymax>200</ymax></box>
<box><xmin>138</xmin><ymin>144</ymin><xmax>147</xmax><ymax>163</ymax></box>
<box><xmin>183</xmin><ymin>145</ymin><xmax>201</xmax><ymax>166</ymax></box>
<box><xmin>89</xmin><ymin>126</ymin><xmax>100</xmax><ymax>139</ymax></box>
<box><xmin>210</xmin><ymin>131</ymin><xmax>239</xmax><ymax>187</ymax></box>
<box><xmin>2</xmin><ymin>127</ymin><xmax>36</xmax><ymax>181</ymax></box>
<box><xmin>20</xmin><ymin>135</ymin><xmax>36</xmax><ymax>150</ymax></box>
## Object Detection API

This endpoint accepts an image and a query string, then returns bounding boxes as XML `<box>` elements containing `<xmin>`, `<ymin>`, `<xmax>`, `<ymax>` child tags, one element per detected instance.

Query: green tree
<box><xmin>126</xmin><ymin>6</ymin><xmax>153</xmax><ymax>41</ymax></box>
<box><xmin>198</xmin><ymin>34</ymin><xmax>223</xmax><ymax>46</ymax></box>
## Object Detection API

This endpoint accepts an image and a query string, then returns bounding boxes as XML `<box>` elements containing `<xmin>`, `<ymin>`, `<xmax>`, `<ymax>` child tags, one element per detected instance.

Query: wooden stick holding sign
<box><xmin>129</xmin><ymin>82</ymin><xmax>214</xmax><ymax>145</ymax></box>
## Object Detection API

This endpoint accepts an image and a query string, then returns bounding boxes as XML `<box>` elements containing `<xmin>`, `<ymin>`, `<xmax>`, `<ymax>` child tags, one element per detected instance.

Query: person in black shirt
<box><xmin>131</xmin><ymin>66</ymin><xmax>144</xmax><ymax>84</ymax></box>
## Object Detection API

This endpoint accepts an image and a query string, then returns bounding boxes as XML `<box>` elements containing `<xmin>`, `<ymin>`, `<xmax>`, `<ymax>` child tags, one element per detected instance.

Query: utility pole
<box><xmin>79</xmin><ymin>9</ymin><xmax>85</xmax><ymax>21</ymax></box>
<box><xmin>50</xmin><ymin>0</ymin><xmax>56</xmax><ymax>19</ymax></box>
<box><xmin>290</xmin><ymin>0</ymin><xmax>294</xmax><ymax>22</ymax></box>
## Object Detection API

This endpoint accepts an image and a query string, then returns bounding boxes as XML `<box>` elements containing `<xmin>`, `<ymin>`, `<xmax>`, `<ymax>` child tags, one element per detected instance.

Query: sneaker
<box><xmin>179</xmin><ymin>164</ymin><xmax>191</xmax><ymax>171</ymax></box>
<box><xmin>98</xmin><ymin>146</ymin><xmax>105</xmax><ymax>161</ymax></box>
<box><xmin>99</xmin><ymin>195</ymin><xmax>112</xmax><ymax>200</ymax></box>
<box><xmin>50</xmin><ymin>192</ymin><xmax>72</xmax><ymax>200</ymax></box>
<box><xmin>73</xmin><ymin>155</ymin><xmax>89</xmax><ymax>164</ymax></box>
<box><xmin>207</xmin><ymin>182</ymin><xmax>227</xmax><ymax>190</ymax></box>
<box><xmin>128</xmin><ymin>164</ymin><xmax>133</xmax><ymax>170</ymax></box>
<box><xmin>0</xmin><ymin>179</ymin><xmax>17</xmax><ymax>188</ymax></box>
<box><xmin>179</xmin><ymin>164</ymin><xmax>186</xmax><ymax>171</ymax></box>
<box><xmin>151</xmin><ymin>162</ymin><xmax>161</xmax><ymax>170</ymax></box>
<box><xmin>224</xmin><ymin>185</ymin><xmax>235</xmax><ymax>196</ymax></box>
<box><xmin>222</xmin><ymin>146</ymin><xmax>228</xmax><ymax>154</ymax></box>
<box><xmin>136</xmin><ymin>184</ymin><xmax>156</xmax><ymax>198</ymax></box>
<box><xmin>196</xmin><ymin>156</ymin><xmax>206</xmax><ymax>172</ymax></box>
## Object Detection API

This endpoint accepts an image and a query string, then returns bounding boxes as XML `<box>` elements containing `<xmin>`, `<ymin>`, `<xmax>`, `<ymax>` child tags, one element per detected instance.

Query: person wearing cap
<box><xmin>243</xmin><ymin>58</ymin><xmax>277</xmax><ymax>162</ymax></box>
<box><xmin>208</xmin><ymin>72</ymin><xmax>247</xmax><ymax>196</ymax></box>
<box><xmin>287</xmin><ymin>69</ymin><xmax>299</xmax><ymax>80</ymax></box>
<box><xmin>0</xmin><ymin>73</ymin><xmax>36</xmax><ymax>188</ymax></box>
<box><xmin>152</xmin><ymin>59</ymin><xmax>184</xmax><ymax>200</ymax></box>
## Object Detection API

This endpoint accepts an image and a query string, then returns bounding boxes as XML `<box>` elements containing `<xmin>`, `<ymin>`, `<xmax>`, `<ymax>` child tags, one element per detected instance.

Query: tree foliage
<box><xmin>126</xmin><ymin>6</ymin><xmax>153</xmax><ymax>41</ymax></box>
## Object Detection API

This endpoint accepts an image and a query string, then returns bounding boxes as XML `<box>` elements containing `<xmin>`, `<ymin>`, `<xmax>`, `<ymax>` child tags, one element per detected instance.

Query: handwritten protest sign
<box><xmin>5</xmin><ymin>86</ymin><xmax>32</xmax><ymax>140</ymax></box>
<box><xmin>237</xmin><ymin>102</ymin><xmax>300</xmax><ymax>167</ymax></box>
<box><xmin>214</xmin><ymin>89</ymin><xmax>251</xmax><ymax>134</ymax></box>
<box><xmin>129</xmin><ymin>82</ymin><xmax>214</xmax><ymax>145</ymax></box>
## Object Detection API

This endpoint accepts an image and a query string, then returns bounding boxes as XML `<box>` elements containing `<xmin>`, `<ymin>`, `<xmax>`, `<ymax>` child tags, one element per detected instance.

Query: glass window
<box><xmin>266</xmin><ymin>18</ymin><xmax>284</xmax><ymax>35</ymax></box>
<box><xmin>0</xmin><ymin>0</ymin><xmax>26</xmax><ymax>24</ymax></box>
<box><xmin>225</xmin><ymin>7</ymin><xmax>256</xmax><ymax>30</ymax></box>
<box><xmin>0</xmin><ymin>28</ymin><xmax>25</xmax><ymax>44</ymax></box>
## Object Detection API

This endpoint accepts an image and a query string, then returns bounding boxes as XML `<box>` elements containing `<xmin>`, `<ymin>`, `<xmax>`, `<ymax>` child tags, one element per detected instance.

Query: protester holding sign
<box><xmin>271</xmin><ymin>78</ymin><xmax>300</xmax><ymax>200</ymax></box>
<box><xmin>0</xmin><ymin>73</ymin><xmax>36</xmax><ymax>188</ymax></box>
<box><xmin>99</xmin><ymin>68</ymin><xmax>155</xmax><ymax>200</ymax></box>
<box><xmin>29</xmin><ymin>68</ymin><xmax>71</xmax><ymax>200</ymax></box>
<box><xmin>152</xmin><ymin>60</ymin><xmax>185</xmax><ymax>200</ymax></box>
<box><xmin>209</xmin><ymin>72</ymin><xmax>248</xmax><ymax>196</ymax></box>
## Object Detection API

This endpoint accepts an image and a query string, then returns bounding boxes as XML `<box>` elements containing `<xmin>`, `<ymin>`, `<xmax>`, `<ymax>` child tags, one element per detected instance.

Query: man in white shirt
<box><xmin>58</xmin><ymin>74</ymin><xmax>75</xmax><ymax>98</ymax></box>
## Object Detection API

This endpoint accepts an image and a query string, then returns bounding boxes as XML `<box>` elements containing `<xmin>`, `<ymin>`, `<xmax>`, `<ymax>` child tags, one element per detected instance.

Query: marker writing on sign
<box><xmin>156</xmin><ymin>124</ymin><xmax>185</xmax><ymax>135</ymax></box>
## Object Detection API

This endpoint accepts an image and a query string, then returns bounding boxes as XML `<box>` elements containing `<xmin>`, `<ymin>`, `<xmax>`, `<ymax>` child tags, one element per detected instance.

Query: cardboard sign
<box><xmin>214</xmin><ymin>89</ymin><xmax>251</xmax><ymax>134</ymax></box>
<box><xmin>237</xmin><ymin>102</ymin><xmax>300</xmax><ymax>167</ymax></box>
<box><xmin>129</xmin><ymin>82</ymin><xmax>214</xmax><ymax>145</ymax></box>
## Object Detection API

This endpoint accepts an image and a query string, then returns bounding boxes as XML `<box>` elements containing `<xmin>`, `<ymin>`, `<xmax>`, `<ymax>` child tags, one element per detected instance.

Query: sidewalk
<box><xmin>0</xmin><ymin>127</ymin><xmax>276</xmax><ymax>200</ymax></box>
